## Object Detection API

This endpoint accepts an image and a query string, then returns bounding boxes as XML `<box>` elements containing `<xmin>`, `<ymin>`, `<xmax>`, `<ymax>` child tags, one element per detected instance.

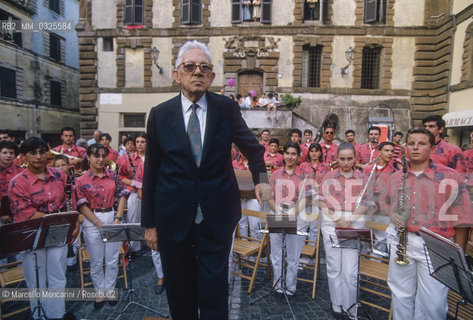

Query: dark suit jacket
<box><xmin>141</xmin><ymin>92</ymin><xmax>267</xmax><ymax>242</ymax></box>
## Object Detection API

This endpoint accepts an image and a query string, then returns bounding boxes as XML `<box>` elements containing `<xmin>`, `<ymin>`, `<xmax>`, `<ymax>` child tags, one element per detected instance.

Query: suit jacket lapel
<box><xmin>201</xmin><ymin>92</ymin><xmax>219</xmax><ymax>166</ymax></box>
<box><xmin>168</xmin><ymin>95</ymin><xmax>194</xmax><ymax>164</ymax></box>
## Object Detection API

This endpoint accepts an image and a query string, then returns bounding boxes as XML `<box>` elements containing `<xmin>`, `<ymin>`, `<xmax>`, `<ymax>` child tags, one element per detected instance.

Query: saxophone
<box><xmin>395</xmin><ymin>144</ymin><xmax>410</xmax><ymax>265</ymax></box>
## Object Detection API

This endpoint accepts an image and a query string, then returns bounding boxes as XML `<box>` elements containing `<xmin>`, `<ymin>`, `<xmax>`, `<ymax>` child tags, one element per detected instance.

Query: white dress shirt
<box><xmin>181</xmin><ymin>93</ymin><xmax>207</xmax><ymax>146</ymax></box>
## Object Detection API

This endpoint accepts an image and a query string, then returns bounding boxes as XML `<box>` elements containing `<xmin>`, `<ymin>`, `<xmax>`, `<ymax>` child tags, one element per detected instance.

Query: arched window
<box><xmin>361</xmin><ymin>44</ymin><xmax>382</xmax><ymax>89</ymax></box>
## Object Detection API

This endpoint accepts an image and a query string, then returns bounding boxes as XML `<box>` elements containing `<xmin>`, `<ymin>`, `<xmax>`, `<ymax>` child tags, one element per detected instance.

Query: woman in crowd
<box><xmin>9</xmin><ymin>137</ymin><xmax>79</xmax><ymax>319</ymax></box>
<box><xmin>301</xmin><ymin>143</ymin><xmax>329</xmax><ymax>182</ymax></box>
<box><xmin>318</xmin><ymin>142</ymin><xmax>364</xmax><ymax>319</ymax></box>
<box><xmin>75</xmin><ymin>143</ymin><xmax>129</xmax><ymax>309</ymax></box>
<box><xmin>267</xmin><ymin>142</ymin><xmax>312</xmax><ymax>296</ymax></box>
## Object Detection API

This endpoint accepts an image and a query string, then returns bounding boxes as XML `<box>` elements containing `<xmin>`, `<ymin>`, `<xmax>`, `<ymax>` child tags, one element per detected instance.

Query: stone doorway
<box><xmin>238</xmin><ymin>71</ymin><xmax>263</xmax><ymax>98</ymax></box>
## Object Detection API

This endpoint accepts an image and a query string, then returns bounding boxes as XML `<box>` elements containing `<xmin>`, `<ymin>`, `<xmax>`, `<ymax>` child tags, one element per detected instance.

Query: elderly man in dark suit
<box><xmin>141</xmin><ymin>40</ymin><xmax>269</xmax><ymax>320</ymax></box>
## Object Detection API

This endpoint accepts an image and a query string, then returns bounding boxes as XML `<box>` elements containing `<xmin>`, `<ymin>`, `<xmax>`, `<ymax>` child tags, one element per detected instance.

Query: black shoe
<box><xmin>331</xmin><ymin>310</ymin><xmax>346</xmax><ymax>320</ymax></box>
<box><xmin>94</xmin><ymin>300</ymin><xmax>105</xmax><ymax>310</ymax></box>
<box><xmin>109</xmin><ymin>299</ymin><xmax>118</xmax><ymax>306</ymax></box>
<box><xmin>155</xmin><ymin>282</ymin><xmax>165</xmax><ymax>295</ymax></box>
<box><xmin>62</xmin><ymin>312</ymin><xmax>77</xmax><ymax>320</ymax></box>
<box><xmin>66</xmin><ymin>264</ymin><xmax>77</xmax><ymax>272</ymax></box>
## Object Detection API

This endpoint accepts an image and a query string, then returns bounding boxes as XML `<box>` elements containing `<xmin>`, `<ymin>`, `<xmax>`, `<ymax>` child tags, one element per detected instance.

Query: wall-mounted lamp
<box><xmin>340</xmin><ymin>46</ymin><xmax>354</xmax><ymax>76</ymax></box>
<box><xmin>151</xmin><ymin>46</ymin><xmax>163</xmax><ymax>74</ymax></box>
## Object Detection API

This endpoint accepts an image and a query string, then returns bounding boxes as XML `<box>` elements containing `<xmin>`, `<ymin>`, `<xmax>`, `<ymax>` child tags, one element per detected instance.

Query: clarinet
<box><xmin>127</xmin><ymin>152</ymin><xmax>135</xmax><ymax>179</ymax></box>
<box><xmin>395</xmin><ymin>144</ymin><xmax>410</xmax><ymax>265</ymax></box>
<box><xmin>66</xmin><ymin>171</ymin><xmax>73</xmax><ymax>211</ymax></box>
<box><xmin>113</xmin><ymin>166</ymin><xmax>120</xmax><ymax>211</ymax></box>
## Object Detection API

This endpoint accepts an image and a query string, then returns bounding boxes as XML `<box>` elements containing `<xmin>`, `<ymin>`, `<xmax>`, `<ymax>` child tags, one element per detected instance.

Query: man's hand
<box><xmin>0</xmin><ymin>215</ymin><xmax>12</xmax><ymax>224</ymax></box>
<box><xmin>145</xmin><ymin>227</ymin><xmax>158</xmax><ymax>251</ymax></box>
<box><xmin>255</xmin><ymin>183</ymin><xmax>271</xmax><ymax>203</ymax></box>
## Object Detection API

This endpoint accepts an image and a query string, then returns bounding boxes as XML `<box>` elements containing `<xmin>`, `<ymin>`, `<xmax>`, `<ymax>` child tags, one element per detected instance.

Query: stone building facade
<box><xmin>0</xmin><ymin>0</ymin><xmax>80</xmax><ymax>144</ymax></box>
<box><xmin>77</xmin><ymin>0</ymin><xmax>469</xmax><ymax>148</ymax></box>
<box><xmin>442</xmin><ymin>1</ymin><xmax>473</xmax><ymax>147</ymax></box>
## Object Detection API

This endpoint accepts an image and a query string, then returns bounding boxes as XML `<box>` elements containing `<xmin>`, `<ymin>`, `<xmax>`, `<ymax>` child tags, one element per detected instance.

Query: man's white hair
<box><xmin>175</xmin><ymin>40</ymin><xmax>212</xmax><ymax>69</ymax></box>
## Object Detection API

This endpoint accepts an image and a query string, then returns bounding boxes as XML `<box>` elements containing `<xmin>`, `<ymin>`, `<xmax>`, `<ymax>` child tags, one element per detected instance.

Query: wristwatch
<box><xmin>115</xmin><ymin>216</ymin><xmax>123</xmax><ymax>222</ymax></box>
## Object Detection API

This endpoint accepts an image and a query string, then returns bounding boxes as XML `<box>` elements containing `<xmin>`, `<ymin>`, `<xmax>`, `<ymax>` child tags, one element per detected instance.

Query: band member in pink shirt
<box><xmin>422</xmin><ymin>115</ymin><xmax>464</xmax><ymax>173</ymax></box>
<box><xmin>9</xmin><ymin>137</ymin><xmax>79</xmax><ymax>319</ymax></box>
<box><xmin>264</xmin><ymin>138</ymin><xmax>283</xmax><ymax>174</ymax></box>
<box><xmin>76</xmin><ymin>143</ymin><xmax>129</xmax><ymax>309</ymax></box>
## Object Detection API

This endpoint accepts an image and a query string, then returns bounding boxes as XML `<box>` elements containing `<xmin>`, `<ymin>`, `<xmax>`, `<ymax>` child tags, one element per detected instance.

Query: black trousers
<box><xmin>158</xmin><ymin>221</ymin><xmax>233</xmax><ymax>320</ymax></box>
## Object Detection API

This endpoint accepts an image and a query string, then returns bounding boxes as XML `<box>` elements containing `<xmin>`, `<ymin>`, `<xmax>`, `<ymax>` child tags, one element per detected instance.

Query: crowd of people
<box><xmin>231</xmin><ymin>114</ymin><xmax>473</xmax><ymax>320</ymax></box>
<box><xmin>0</xmin><ymin>127</ymin><xmax>165</xmax><ymax>319</ymax></box>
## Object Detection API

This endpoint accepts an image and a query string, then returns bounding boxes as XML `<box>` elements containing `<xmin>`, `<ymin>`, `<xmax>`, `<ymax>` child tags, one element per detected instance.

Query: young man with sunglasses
<box><xmin>142</xmin><ymin>40</ymin><xmax>269</xmax><ymax>320</ymax></box>
<box><xmin>320</xmin><ymin>125</ymin><xmax>338</xmax><ymax>165</ymax></box>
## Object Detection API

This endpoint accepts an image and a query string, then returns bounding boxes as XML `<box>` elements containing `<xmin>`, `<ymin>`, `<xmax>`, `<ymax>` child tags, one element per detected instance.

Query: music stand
<box><xmin>253</xmin><ymin>214</ymin><xmax>306</xmax><ymax>320</ymax></box>
<box><xmin>419</xmin><ymin>228</ymin><xmax>473</xmax><ymax>320</ymax></box>
<box><xmin>101</xmin><ymin>223</ymin><xmax>169</xmax><ymax>320</ymax></box>
<box><xmin>0</xmin><ymin>212</ymin><xmax>78</xmax><ymax>320</ymax></box>
<box><xmin>331</xmin><ymin>227</ymin><xmax>372</xmax><ymax>320</ymax></box>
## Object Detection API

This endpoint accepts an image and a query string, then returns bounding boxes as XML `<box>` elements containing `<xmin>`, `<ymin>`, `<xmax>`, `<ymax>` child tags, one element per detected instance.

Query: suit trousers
<box><xmin>22</xmin><ymin>246</ymin><xmax>67</xmax><ymax>318</ymax></box>
<box><xmin>159</xmin><ymin>221</ymin><xmax>233</xmax><ymax>320</ymax></box>
<box><xmin>126</xmin><ymin>192</ymin><xmax>141</xmax><ymax>252</ymax></box>
<box><xmin>82</xmin><ymin>210</ymin><xmax>121</xmax><ymax>292</ymax></box>
<box><xmin>387</xmin><ymin>231</ymin><xmax>448</xmax><ymax>320</ymax></box>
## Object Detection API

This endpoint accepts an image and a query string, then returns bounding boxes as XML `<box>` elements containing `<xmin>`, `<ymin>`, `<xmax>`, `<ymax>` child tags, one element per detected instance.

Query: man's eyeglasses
<box><xmin>324</xmin><ymin>131</ymin><xmax>335</xmax><ymax>135</ymax></box>
<box><xmin>178</xmin><ymin>63</ymin><xmax>213</xmax><ymax>74</ymax></box>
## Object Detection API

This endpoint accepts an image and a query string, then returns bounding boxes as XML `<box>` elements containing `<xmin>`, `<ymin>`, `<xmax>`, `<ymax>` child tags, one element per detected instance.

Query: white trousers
<box><xmin>151</xmin><ymin>249</ymin><xmax>163</xmax><ymax>279</ymax></box>
<box><xmin>321</xmin><ymin>211</ymin><xmax>363</xmax><ymax>314</ymax></box>
<box><xmin>22</xmin><ymin>246</ymin><xmax>67</xmax><ymax>318</ymax></box>
<box><xmin>238</xmin><ymin>199</ymin><xmax>262</xmax><ymax>239</ymax></box>
<box><xmin>270</xmin><ymin>230</ymin><xmax>304</xmax><ymax>293</ymax></box>
<box><xmin>387</xmin><ymin>231</ymin><xmax>448</xmax><ymax>320</ymax></box>
<box><xmin>126</xmin><ymin>192</ymin><xmax>141</xmax><ymax>252</ymax></box>
<box><xmin>82</xmin><ymin>210</ymin><xmax>121</xmax><ymax>292</ymax></box>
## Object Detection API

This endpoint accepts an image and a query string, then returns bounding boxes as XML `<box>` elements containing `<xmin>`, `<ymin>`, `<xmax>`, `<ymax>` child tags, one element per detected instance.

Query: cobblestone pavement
<box><xmin>6</xmin><ymin>244</ymin><xmax>392</xmax><ymax>320</ymax></box>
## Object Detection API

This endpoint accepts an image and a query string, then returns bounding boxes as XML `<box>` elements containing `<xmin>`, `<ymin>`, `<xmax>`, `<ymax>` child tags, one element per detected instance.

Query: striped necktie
<box><xmin>187</xmin><ymin>103</ymin><xmax>204</xmax><ymax>224</ymax></box>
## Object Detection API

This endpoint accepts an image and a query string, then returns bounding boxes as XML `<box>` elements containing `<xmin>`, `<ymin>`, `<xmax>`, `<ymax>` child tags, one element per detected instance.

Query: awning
<box><xmin>443</xmin><ymin>109</ymin><xmax>473</xmax><ymax>128</ymax></box>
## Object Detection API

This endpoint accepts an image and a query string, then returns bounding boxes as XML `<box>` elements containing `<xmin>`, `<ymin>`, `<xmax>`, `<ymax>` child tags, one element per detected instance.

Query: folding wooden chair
<box><xmin>77</xmin><ymin>233</ymin><xmax>128</xmax><ymax>291</ymax></box>
<box><xmin>0</xmin><ymin>261</ymin><xmax>30</xmax><ymax>319</ymax></box>
<box><xmin>359</xmin><ymin>221</ymin><xmax>392</xmax><ymax>320</ymax></box>
<box><xmin>297</xmin><ymin>212</ymin><xmax>321</xmax><ymax>299</ymax></box>
<box><xmin>232</xmin><ymin>208</ymin><xmax>270</xmax><ymax>293</ymax></box>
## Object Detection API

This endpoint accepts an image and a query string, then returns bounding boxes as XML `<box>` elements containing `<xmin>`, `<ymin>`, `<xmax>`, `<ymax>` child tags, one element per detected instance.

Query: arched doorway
<box><xmin>238</xmin><ymin>71</ymin><xmax>263</xmax><ymax>98</ymax></box>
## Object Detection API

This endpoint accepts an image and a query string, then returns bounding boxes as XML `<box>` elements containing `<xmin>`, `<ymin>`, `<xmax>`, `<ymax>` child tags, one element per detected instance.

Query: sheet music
<box><xmin>420</xmin><ymin>228</ymin><xmax>473</xmax><ymax>302</ymax></box>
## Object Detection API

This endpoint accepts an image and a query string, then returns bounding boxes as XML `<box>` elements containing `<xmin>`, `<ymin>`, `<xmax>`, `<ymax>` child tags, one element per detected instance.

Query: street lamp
<box><xmin>151</xmin><ymin>46</ymin><xmax>163</xmax><ymax>74</ymax></box>
<box><xmin>340</xmin><ymin>46</ymin><xmax>354</xmax><ymax>76</ymax></box>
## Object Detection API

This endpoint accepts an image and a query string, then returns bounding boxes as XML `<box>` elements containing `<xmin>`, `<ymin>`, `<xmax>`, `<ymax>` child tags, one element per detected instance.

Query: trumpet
<box><xmin>47</xmin><ymin>148</ymin><xmax>83</xmax><ymax>162</ymax></box>
<box><xmin>355</xmin><ymin>159</ymin><xmax>377</xmax><ymax>211</ymax></box>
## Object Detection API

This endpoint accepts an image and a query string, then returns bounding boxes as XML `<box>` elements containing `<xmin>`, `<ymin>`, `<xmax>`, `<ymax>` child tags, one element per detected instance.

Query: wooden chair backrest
<box><xmin>242</xmin><ymin>208</ymin><xmax>267</xmax><ymax>219</ymax></box>
<box><xmin>364</xmin><ymin>220</ymin><xmax>389</xmax><ymax>231</ymax></box>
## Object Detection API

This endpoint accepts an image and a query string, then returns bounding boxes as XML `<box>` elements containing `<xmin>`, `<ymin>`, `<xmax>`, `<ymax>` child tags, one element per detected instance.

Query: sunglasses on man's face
<box><xmin>324</xmin><ymin>131</ymin><xmax>334</xmax><ymax>135</ymax></box>
<box><xmin>178</xmin><ymin>63</ymin><xmax>213</xmax><ymax>74</ymax></box>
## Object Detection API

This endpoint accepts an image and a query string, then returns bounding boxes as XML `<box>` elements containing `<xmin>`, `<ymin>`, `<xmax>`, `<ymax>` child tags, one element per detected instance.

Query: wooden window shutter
<box><xmin>190</xmin><ymin>0</ymin><xmax>201</xmax><ymax>24</ymax></box>
<box><xmin>364</xmin><ymin>0</ymin><xmax>378</xmax><ymax>23</ymax></box>
<box><xmin>232</xmin><ymin>0</ymin><xmax>242</xmax><ymax>23</ymax></box>
<box><xmin>125</xmin><ymin>0</ymin><xmax>133</xmax><ymax>24</ymax></box>
<box><xmin>181</xmin><ymin>0</ymin><xmax>190</xmax><ymax>24</ymax></box>
<box><xmin>261</xmin><ymin>0</ymin><xmax>271</xmax><ymax>24</ymax></box>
